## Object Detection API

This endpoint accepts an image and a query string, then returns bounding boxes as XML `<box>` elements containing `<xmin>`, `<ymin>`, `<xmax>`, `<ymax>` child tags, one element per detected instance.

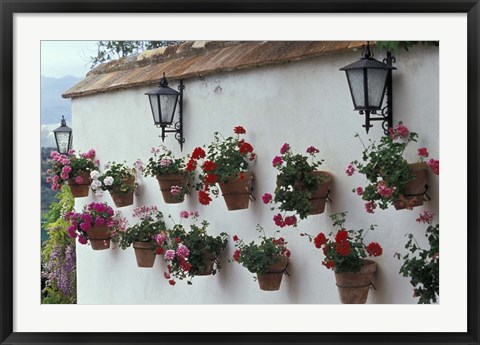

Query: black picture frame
<box><xmin>1</xmin><ymin>1</ymin><xmax>478</xmax><ymax>344</ymax></box>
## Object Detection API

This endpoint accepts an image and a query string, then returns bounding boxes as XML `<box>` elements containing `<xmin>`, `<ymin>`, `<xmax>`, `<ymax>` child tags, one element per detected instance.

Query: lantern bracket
<box><xmin>361</xmin><ymin>51</ymin><xmax>395</xmax><ymax>135</ymax></box>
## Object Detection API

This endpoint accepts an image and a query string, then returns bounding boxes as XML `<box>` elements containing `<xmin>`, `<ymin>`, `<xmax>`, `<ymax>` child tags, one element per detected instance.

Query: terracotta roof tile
<box><xmin>63</xmin><ymin>40</ymin><xmax>366</xmax><ymax>98</ymax></box>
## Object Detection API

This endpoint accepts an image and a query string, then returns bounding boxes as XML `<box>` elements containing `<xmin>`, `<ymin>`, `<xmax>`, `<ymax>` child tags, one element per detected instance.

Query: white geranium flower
<box><xmin>104</xmin><ymin>176</ymin><xmax>114</xmax><ymax>186</ymax></box>
<box><xmin>90</xmin><ymin>179</ymin><xmax>102</xmax><ymax>190</ymax></box>
<box><xmin>95</xmin><ymin>190</ymin><xmax>104</xmax><ymax>197</ymax></box>
<box><xmin>90</xmin><ymin>170</ymin><xmax>100</xmax><ymax>180</ymax></box>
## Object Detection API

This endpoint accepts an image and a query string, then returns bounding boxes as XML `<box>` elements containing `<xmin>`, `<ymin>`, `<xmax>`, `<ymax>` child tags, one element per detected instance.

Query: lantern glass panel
<box><xmin>159</xmin><ymin>94</ymin><xmax>178</xmax><ymax>125</ymax></box>
<box><xmin>148</xmin><ymin>94</ymin><xmax>161</xmax><ymax>124</ymax></box>
<box><xmin>346</xmin><ymin>69</ymin><xmax>365</xmax><ymax>109</ymax></box>
<box><xmin>367</xmin><ymin>68</ymin><xmax>388</xmax><ymax>109</ymax></box>
<box><xmin>54</xmin><ymin>131</ymin><xmax>71</xmax><ymax>154</ymax></box>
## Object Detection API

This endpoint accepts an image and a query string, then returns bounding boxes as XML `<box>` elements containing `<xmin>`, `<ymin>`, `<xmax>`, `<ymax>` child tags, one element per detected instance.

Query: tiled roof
<box><xmin>62</xmin><ymin>40</ymin><xmax>367</xmax><ymax>99</ymax></box>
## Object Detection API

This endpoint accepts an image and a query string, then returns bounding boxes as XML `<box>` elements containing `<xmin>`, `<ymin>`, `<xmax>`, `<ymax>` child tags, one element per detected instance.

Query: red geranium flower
<box><xmin>262</xmin><ymin>193</ymin><xmax>273</xmax><ymax>204</ymax></box>
<box><xmin>418</xmin><ymin>147</ymin><xmax>429</xmax><ymax>158</ymax></box>
<box><xmin>335</xmin><ymin>241</ymin><xmax>351</xmax><ymax>256</ymax></box>
<box><xmin>314</xmin><ymin>232</ymin><xmax>327</xmax><ymax>248</ymax></box>
<box><xmin>156</xmin><ymin>247</ymin><xmax>165</xmax><ymax>255</ymax></box>
<box><xmin>191</xmin><ymin>147</ymin><xmax>206</xmax><ymax>160</ymax></box>
<box><xmin>198</xmin><ymin>190</ymin><xmax>212</xmax><ymax>205</ymax></box>
<box><xmin>335</xmin><ymin>229</ymin><xmax>348</xmax><ymax>243</ymax></box>
<box><xmin>322</xmin><ymin>260</ymin><xmax>334</xmax><ymax>269</ymax></box>
<box><xmin>284</xmin><ymin>215</ymin><xmax>297</xmax><ymax>226</ymax></box>
<box><xmin>234</xmin><ymin>126</ymin><xmax>246</xmax><ymax>134</ymax></box>
<box><xmin>233</xmin><ymin>249</ymin><xmax>241</xmax><ymax>262</ymax></box>
<box><xmin>306</xmin><ymin>146</ymin><xmax>320</xmax><ymax>154</ymax></box>
<box><xmin>186</xmin><ymin>159</ymin><xmax>197</xmax><ymax>172</ymax></box>
<box><xmin>427</xmin><ymin>159</ymin><xmax>439</xmax><ymax>175</ymax></box>
<box><xmin>233</xmin><ymin>235</ymin><xmax>239</xmax><ymax>242</ymax></box>
<box><xmin>180</xmin><ymin>260</ymin><xmax>192</xmax><ymax>272</ymax></box>
<box><xmin>168</xmin><ymin>280</ymin><xmax>176</xmax><ymax>286</ymax></box>
<box><xmin>202</xmin><ymin>160</ymin><xmax>217</xmax><ymax>172</ymax></box>
<box><xmin>238</xmin><ymin>141</ymin><xmax>254</xmax><ymax>154</ymax></box>
<box><xmin>204</xmin><ymin>173</ymin><xmax>218</xmax><ymax>184</ymax></box>
<box><xmin>273</xmin><ymin>213</ymin><xmax>285</xmax><ymax>228</ymax></box>
<box><xmin>366</xmin><ymin>242</ymin><xmax>383</xmax><ymax>257</ymax></box>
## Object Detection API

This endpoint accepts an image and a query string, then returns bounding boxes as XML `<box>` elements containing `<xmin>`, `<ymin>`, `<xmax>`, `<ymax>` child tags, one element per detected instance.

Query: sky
<box><xmin>41</xmin><ymin>41</ymin><xmax>99</xmax><ymax>78</ymax></box>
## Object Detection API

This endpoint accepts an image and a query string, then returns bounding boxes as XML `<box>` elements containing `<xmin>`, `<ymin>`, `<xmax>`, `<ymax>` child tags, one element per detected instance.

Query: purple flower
<box><xmin>95</xmin><ymin>216</ymin><xmax>105</xmax><ymax>226</ymax></box>
<box><xmin>306</xmin><ymin>146</ymin><xmax>320</xmax><ymax>155</ymax></box>
<box><xmin>78</xmin><ymin>235</ymin><xmax>88</xmax><ymax>245</ymax></box>
<box><xmin>180</xmin><ymin>210</ymin><xmax>189</xmax><ymax>219</ymax></box>
<box><xmin>81</xmin><ymin>213</ymin><xmax>92</xmax><ymax>223</ymax></box>
<box><xmin>79</xmin><ymin>222</ymin><xmax>91</xmax><ymax>231</ymax></box>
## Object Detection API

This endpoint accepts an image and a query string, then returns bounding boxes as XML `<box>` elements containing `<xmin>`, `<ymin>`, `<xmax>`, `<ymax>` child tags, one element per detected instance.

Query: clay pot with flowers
<box><xmin>347</xmin><ymin>122</ymin><xmax>439</xmax><ymax>213</ymax></box>
<box><xmin>262</xmin><ymin>144</ymin><xmax>332</xmax><ymax>229</ymax></box>
<box><xmin>65</xmin><ymin>202</ymin><xmax>126</xmax><ymax>250</ymax></box>
<box><xmin>90</xmin><ymin>161</ymin><xmax>137</xmax><ymax>208</ymax></box>
<box><xmin>231</xmin><ymin>225</ymin><xmax>291</xmax><ymax>291</ymax></box>
<box><xmin>302</xmin><ymin>212</ymin><xmax>383</xmax><ymax>304</ymax></box>
<box><xmin>190</xmin><ymin>126</ymin><xmax>256</xmax><ymax>210</ymax></box>
<box><xmin>157</xmin><ymin>211</ymin><xmax>228</xmax><ymax>285</ymax></box>
<box><xmin>143</xmin><ymin>146</ymin><xmax>192</xmax><ymax>204</ymax></box>
<box><xmin>115</xmin><ymin>206</ymin><xmax>167</xmax><ymax>268</ymax></box>
<box><xmin>46</xmin><ymin>148</ymin><xmax>98</xmax><ymax>198</ymax></box>
<box><xmin>395</xmin><ymin>211</ymin><xmax>439</xmax><ymax>304</ymax></box>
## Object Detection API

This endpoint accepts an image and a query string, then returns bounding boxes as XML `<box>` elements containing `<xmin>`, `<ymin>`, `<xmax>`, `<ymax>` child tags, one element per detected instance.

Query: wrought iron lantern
<box><xmin>340</xmin><ymin>42</ymin><xmax>396</xmax><ymax>134</ymax></box>
<box><xmin>53</xmin><ymin>115</ymin><xmax>73</xmax><ymax>154</ymax></box>
<box><xmin>145</xmin><ymin>73</ymin><xmax>185</xmax><ymax>150</ymax></box>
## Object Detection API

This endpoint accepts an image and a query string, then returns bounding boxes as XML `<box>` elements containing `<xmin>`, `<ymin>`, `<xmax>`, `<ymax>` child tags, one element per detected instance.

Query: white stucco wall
<box><xmin>72</xmin><ymin>44</ymin><xmax>439</xmax><ymax>304</ymax></box>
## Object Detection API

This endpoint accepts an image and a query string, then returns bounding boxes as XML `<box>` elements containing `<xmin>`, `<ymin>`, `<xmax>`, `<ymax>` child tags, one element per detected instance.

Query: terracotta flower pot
<box><xmin>110</xmin><ymin>191</ymin><xmax>134</xmax><ymax>208</ymax></box>
<box><xmin>218</xmin><ymin>172</ymin><xmax>254</xmax><ymax>211</ymax></box>
<box><xmin>256</xmin><ymin>256</ymin><xmax>288</xmax><ymax>291</ymax></box>
<box><xmin>133</xmin><ymin>241</ymin><xmax>156</xmax><ymax>268</ymax></box>
<box><xmin>192</xmin><ymin>250</ymin><xmax>217</xmax><ymax>276</ymax></box>
<box><xmin>334</xmin><ymin>259</ymin><xmax>377</xmax><ymax>304</ymax></box>
<box><xmin>156</xmin><ymin>173</ymin><xmax>188</xmax><ymax>204</ymax></box>
<box><xmin>88</xmin><ymin>225</ymin><xmax>111</xmax><ymax>251</ymax></box>
<box><xmin>308</xmin><ymin>171</ymin><xmax>333</xmax><ymax>215</ymax></box>
<box><xmin>394</xmin><ymin>162</ymin><xmax>428</xmax><ymax>210</ymax></box>
<box><xmin>67</xmin><ymin>171</ymin><xmax>91</xmax><ymax>198</ymax></box>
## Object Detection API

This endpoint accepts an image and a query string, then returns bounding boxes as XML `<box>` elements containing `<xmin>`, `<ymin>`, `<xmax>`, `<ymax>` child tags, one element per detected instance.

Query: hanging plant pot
<box><xmin>256</xmin><ymin>256</ymin><xmax>288</xmax><ymax>291</ymax></box>
<box><xmin>88</xmin><ymin>225</ymin><xmax>111</xmax><ymax>251</ymax></box>
<box><xmin>394</xmin><ymin>162</ymin><xmax>428</xmax><ymax>210</ymax></box>
<box><xmin>334</xmin><ymin>259</ymin><xmax>377</xmax><ymax>304</ymax></box>
<box><xmin>308</xmin><ymin>171</ymin><xmax>333</xmax><ymax>215</ymax></box>
<box><xmin>156</xmin><ymin>173</ymin><xmax>188</xmax><ymax>204</ymax></box>
<box><xmin>109</xmin><ymin>177</ymin><xmax>136</xmax><ymax>208</ymax></box>
<box><xmin>192</xmin><ymin>250</ymin><xmax>217</xmax><ymax>276</ymax></box>
<box><xmin>133</xmin><ymin>241</ymin><xmax>156</xmax><ymax>268</ymax></box>
<box><xmin>110</xmin><ymin>191</ymin><xmax>134</xmax><ymax>208</ymax></box>
<box><xmin>218</xmin><ymin>172</ymin><xmax>254</xmax><ymax>211</ymax></box>
<box><xmin>67</xmin><ymin>171</ymin><xmax>91</xmax><ymax>198</ymax></box>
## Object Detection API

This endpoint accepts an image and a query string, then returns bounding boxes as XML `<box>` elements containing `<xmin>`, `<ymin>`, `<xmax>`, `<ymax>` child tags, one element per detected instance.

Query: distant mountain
<box><xmin>41</xmin><ymin>75</ymin><xmax>81</xmax><ymax>125</ymax></box>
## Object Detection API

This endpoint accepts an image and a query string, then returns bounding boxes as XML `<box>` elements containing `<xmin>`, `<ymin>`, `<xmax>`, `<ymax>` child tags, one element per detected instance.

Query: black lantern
<box><xmin>340</xmin><ymin>42</ymin><xmax>396</xmax><ymax>134</ymax></box>
<box><xmin>145</xmin><ymin>73</ymin><xmax>185</xmax><ymax>150</ymax></box>
<box><xmin>53</xmin><ymin>115</ymin><xmax>73</xmax><ymax>154</ymax></box>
